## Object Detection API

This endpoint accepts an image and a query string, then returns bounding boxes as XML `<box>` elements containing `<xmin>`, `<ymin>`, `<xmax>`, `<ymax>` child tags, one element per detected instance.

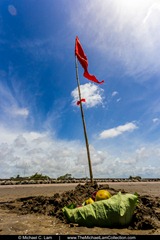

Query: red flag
<box><xmin>77</xmin><ymin>98</ymin><xmax>86</xmax><ymax>105</ymax></box>
<box><xmin>75</xmin><ymin>36</ymin><xmax>104</xmax><ymax>84</ymax></box>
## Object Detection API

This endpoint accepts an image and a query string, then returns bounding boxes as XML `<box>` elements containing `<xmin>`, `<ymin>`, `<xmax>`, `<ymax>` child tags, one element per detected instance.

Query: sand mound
<box><xmin>1</xmin><ymin>182</ymin><xmax>159</xmax><ymax>230</ymax></box>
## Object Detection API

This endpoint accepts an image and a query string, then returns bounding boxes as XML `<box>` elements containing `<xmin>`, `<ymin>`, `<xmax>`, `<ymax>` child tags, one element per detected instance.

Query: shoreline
<box><xmin>0</xmin><ymin>180</ymin><xmax>160</xmax><ymax>188</ymax></box>
<box><xmin>0</xmin><ymin>178</ymin><xmax>160</xmax><ymax>186</ymax></box>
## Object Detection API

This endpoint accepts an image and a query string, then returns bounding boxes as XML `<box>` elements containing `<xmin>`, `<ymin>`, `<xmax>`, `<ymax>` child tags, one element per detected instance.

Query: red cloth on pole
<box><xmin>75</xmin><ymin>36</ymin><xmax>104</xmax><ymax>84</ymax></box>
<box><xmin>77</xmin><ymin>98</ymin><xmax>86</xmax><ymax>105</ymax></box>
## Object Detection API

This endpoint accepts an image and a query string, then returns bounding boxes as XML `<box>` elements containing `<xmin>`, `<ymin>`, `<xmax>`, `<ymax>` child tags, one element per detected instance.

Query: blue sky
<box><xmin>0</xmin><ymin>0</ymin><xmax>160</xmax><ymax>179</ymax></box>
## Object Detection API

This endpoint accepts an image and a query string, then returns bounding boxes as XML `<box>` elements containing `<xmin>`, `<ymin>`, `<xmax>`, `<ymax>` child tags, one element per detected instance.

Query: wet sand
<box><xmin>0</xmin><ymin>182</ymin><xmax>159</xmax><ymax>235</ymax></box>
<box><xmin>0</xmin><ymin>182</ymin><xmax>159</xmax><ymax>201</ymax></box>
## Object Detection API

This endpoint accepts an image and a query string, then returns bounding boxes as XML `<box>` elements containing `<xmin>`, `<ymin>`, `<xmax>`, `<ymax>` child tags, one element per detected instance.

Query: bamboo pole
<box><xmin>75</xmin><ymin>56</ymin><xmax>93</xmax><ymax>183</ymax></box>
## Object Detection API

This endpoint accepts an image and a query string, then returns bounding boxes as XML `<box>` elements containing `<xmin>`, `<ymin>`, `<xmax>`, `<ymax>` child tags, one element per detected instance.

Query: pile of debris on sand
<box><xmin>1</xmin><ymin>182</ymin><xmax>160</xmax><ymax>230</ymax></box>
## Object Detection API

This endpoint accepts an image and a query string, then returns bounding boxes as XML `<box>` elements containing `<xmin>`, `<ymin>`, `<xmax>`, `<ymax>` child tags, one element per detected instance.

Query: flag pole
<box><xmin>75</xmin><ymin>56</ymin><xmax>93</xmax><ymax>184</ymax></box>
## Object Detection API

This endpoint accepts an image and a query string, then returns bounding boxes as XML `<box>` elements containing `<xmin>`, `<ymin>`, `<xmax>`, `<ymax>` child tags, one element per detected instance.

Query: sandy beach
<box><xmin>0</xmin><ymin>182</ymin><xmax>159</xmax><ymax>235</ymax></box>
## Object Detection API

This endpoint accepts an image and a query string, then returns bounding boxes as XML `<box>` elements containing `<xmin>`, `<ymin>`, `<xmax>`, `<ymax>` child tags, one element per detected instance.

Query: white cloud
<box><xmin>89</xmin><ymin>144</ymin><xmax>160</xmax><ymax>178</ymax></box>
<box><xmin>99</xmin><ymin>122</ymin><xmax>138</xmax><ymax>139</ymax></box>
<box><xmin>112</xmin><ymin>91</ymin><xmax>118</xmax><ymax>97</ymax></box>
<box><xmin>0</xmin><ymin>125</ymin><xmax>106</xmax><ymax>178</ymax></box>
<box><xmin>71</xmin><ymin>83</ymin><xmax>104</xmax><ymax>108</ymax></box>
<box><xmin>0</xmin><ymin>127</ymin><xmax>77</xmax><ymax>178</ymax></box>
<box><xmin>18</xmin><ymin>38</ymin><xmax>60</xmax><ymax>62</ymax></box>
<box><xmin>10</xmin><ymin>107</ymin><xmax>29</xmax><ymax>117</ymax></box>
<box><xmin>143</xmin><ymin>3</ymin><xmax>160</xmax><ymax>24</ymax></box>
<box><xmin>93</xmin><ymin>139</ymin><xmax>160</xmax><ymax>178</ymax></box>
<box><xmin>111</xmin><ymin>91</ymin><xmax>121</xmax><ymax>103</ymax></box>
<box><xmin>152</xmin><ymin>118</ymin><xmax>159</xmax><ymax>123</ymax></box>
<box><xmin>116</xmin><ymin>98</ymin><xmax>121</xmax><ymax>102</ymax></box>
<box><xmin>0</xmin><ymin>80</ymin><xmax>30</xmax><ymax>129</ymax></box>
<box><xmin>70</xmin><ymin>0</ymin><xmax>160</xmax><ymax>81</ymax></box>
<box><xmin>0</xmin><ymin>125</ymin><xmax>160</xmax><ymax>179</ymax></box>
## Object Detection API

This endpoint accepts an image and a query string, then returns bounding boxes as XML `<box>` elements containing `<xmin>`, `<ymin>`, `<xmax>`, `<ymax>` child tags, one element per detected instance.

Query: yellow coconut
<box><xmin>85</xmin><ymin>197</ymin><xmax>94</xmax><ymax>205</ymax></box>
<box><xmin>95</xmin><ymin>190</ymin><xmax>111</xmax><ymax>201</ymax></box>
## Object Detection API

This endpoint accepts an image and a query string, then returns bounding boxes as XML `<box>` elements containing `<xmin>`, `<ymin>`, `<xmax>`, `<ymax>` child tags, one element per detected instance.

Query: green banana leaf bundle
<box><xmin>62</xmin><ymin>192</ymin><xmax>138</xmax><ymax>227</ymax></box>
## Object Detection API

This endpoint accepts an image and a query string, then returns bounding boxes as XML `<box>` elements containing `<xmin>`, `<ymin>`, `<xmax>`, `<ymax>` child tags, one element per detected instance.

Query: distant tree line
<box><xmin>9</xmin><ymin>173</ymin><xmax>142</xmax><ymax>181</ymax></box>
<box><xmin>129</xmin><ymin>175</ymin><xmax>141</xmax><ymax>181</ymax></box>
<box><xmin>10</xmin><ymin>172</ymin><xmax>50</xmax><ymax>181</ymax></box>
<box><xmin>10</xmin><ymin>173</ymin><xmax>73</xmax><ymax>181</ymax></box>
<box><xmin>57</xmin><ymin>173</ymin><xmax>72</xmax><ymax>180</ymax></box>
